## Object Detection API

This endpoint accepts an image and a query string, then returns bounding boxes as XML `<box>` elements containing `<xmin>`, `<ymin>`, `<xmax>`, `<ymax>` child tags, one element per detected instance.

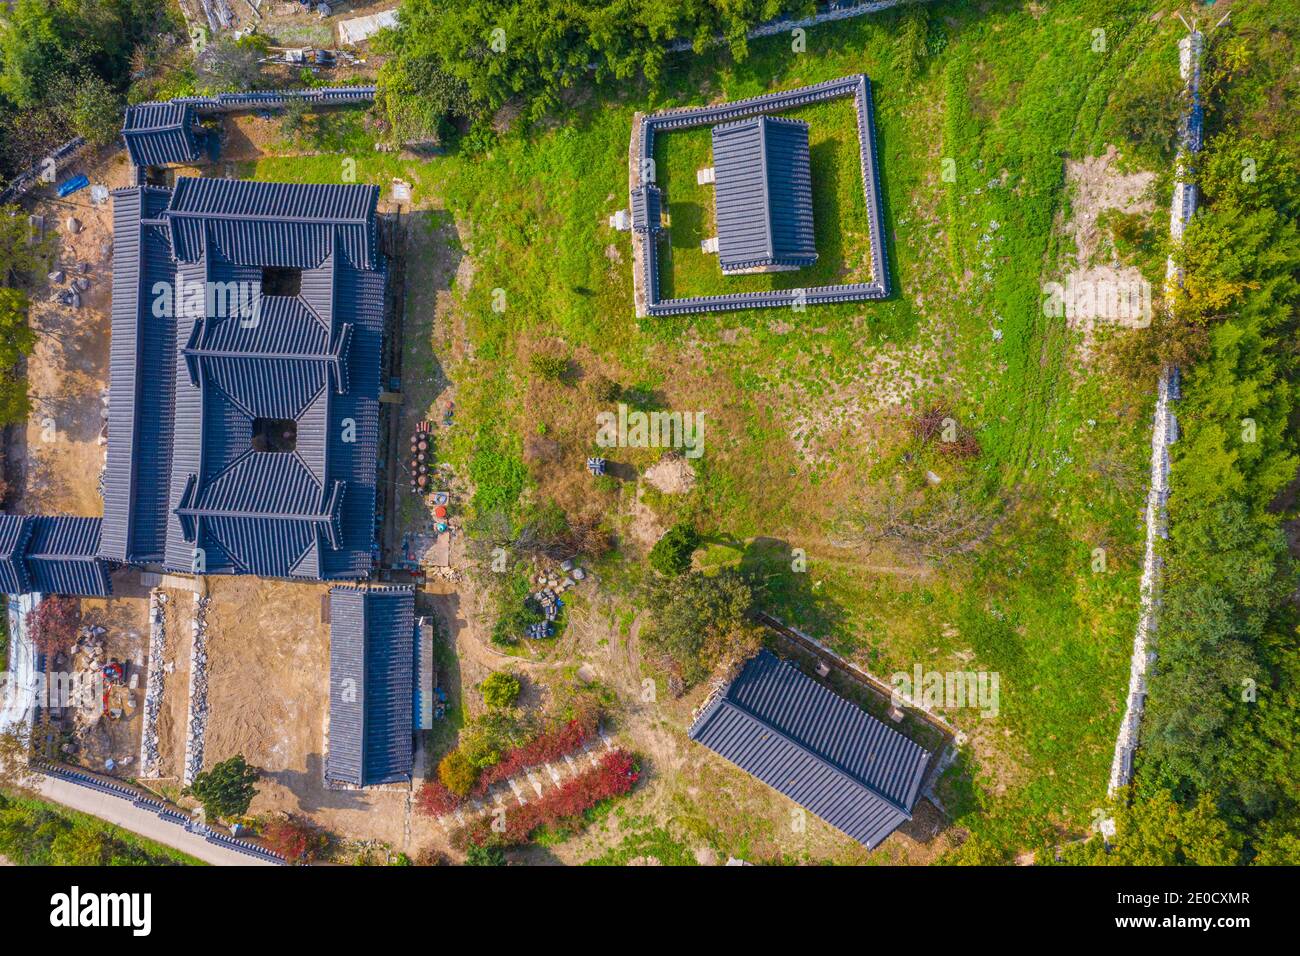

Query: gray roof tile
<box><xmin>689</xmin><ymin>650</ymin><xmax>931</xmax><ymax>849</ymax></box>
<box><xmin>327</xmin><ymin>586</ymin><xmax>416</xmax><ymax>787</ymax></box>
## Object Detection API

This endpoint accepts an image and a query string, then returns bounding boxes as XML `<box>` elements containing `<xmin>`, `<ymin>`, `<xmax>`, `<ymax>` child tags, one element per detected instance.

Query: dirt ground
<box><xmin>195</xmin><ymin>575</ymin><xmax>441</xmax><ymax>850</ymax></box>
<box><xmin>1060</xmin><ymin>144</ymin><xmax>1158</xmax><ymax>358</ymax></box>
<box><xmin>150</xmin><ymin>587</ymin><xmax>196</xmax><ymax>782</ymax></box>
<box><xmin>15</xmin><ymin>151</ymin><xmax>135</xmax><ymax>517</ymax></box>
<box><xmin>60</xmin><ymin>569</ymin><xmax>154</xmax><ymax>776</ymax></box>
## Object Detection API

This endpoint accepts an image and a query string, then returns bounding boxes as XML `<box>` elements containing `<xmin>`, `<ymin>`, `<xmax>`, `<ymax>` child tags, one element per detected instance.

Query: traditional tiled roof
<box><xmin>122</xmin><ymin>102</ymin><xmax>203</xmax><ymax>167</ymax></box>
<box><xmin>102</xmin><ymin>178</ymin><xmax>385</xmax><ymax>580</ymax></box>
<box><xmin>711</xmin><ymin>116</ymin><xmax>816</xmax><ymax>272</ymax></box>
<box><xmin>688</xmin><ymin>650</ymin><xmax>931</xmax><ymax>849</ymax></box>
<box><xmin>327</xmin><ymin>586</ymin><xmax>416</xmax><ymax>787</ymax></box>
<box><xmin>631</xmin><ymin>184</ymin><xmax>662</xmax><ymax>234</ymax></box>
<box><xmin>0</xmin><ymin>515</ymin><xmax>113</xmax><ymax>596</ymax></box>
<box><xmin>633</xmin><ymin>74</ymin><xmax>889</xmax><ymax>316</ymax></box>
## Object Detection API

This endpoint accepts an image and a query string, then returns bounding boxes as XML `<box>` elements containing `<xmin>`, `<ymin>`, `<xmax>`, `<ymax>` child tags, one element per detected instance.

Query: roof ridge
<box><xmin>756</xmin><ymin>116</ymin><xmax>775</xmax><ymax>262</ymax></box>
<box><xmin>718</xmin><ymin>676</ymin><xmax>913</xmax><ymax>820</ymax></box>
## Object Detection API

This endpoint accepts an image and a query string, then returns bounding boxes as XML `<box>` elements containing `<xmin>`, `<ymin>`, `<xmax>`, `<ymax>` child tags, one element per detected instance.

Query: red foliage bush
<box><xmin>262</xmin><ymin>817</ymin><xmax>325</xmax><ymax>864</ymax></box>
<box><xmin>458</xmin><ymin>749</ymin><xmax>638</xmax><ymax>848</ymax></box>
<box><xmin>30</xmin><ymin>595</ymin><xmax>81</xmax><ymax>656</ymax></box>
<box><xmin>415</xmin><ymin>780</ymin><xmax>464</xmax><ymax>816</ymax></box>
<box><xmin>416</xmin><ymin>717</ymin><xmax>600</xmax><ymax>818</ymax></box>
<box><xmin>470</xmin><ymin>719</ymin><xmax>592</xmax><ymax>798</ymax></box>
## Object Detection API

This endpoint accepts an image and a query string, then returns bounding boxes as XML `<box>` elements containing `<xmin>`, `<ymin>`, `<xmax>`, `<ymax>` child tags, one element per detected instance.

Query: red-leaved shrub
<box><xmin>415</xmin><ymin>780</ymin><xmax>464</xmax><ymax>816</ymax></box>
<box><xmin>456</xmin><ymin>749</ymin><xmax>638</xmax><ymax>848</ymax></box>
<box><xmin>416</xmin><ymin>717</ymin><xmax>601</xmax><ymax>818</ymax></box>
<box><xmin>262</xmin><ymin>816</ymin><xmax>326</xmax><ymax>864</ymax></box>
<box><xmin>471</xmin><ymin>719</ymin><xmax>592</xmax><ymax>797</ymax></box>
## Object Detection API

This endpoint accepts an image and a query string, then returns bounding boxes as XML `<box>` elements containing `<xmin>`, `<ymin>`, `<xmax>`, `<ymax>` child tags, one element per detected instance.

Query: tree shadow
<box><xmin>739</xmin><ymin>536</ymin><xmax>846</xmax><ymax>642</ymax></box>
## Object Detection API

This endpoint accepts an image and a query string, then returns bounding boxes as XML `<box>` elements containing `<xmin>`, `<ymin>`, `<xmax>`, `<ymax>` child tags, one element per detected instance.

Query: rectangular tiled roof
<box><xmin>688</xmin><ymin>650</ymin><xmax>930</xmax><ymax>849</ymax></box>
<box><xmin>327</xmin><ymin>586</ymin><xmax>416</xmax><ymax>787</ymax></box>
<box><xmin>711</xmin><ymin>115</ymin><xmax>816</xmax><ymax>271</ymax></box>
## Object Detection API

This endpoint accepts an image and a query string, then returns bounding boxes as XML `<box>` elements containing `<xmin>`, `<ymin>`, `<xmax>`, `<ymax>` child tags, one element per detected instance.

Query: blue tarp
<box><xmin>57</xmin><ymin>175</ymin><xmax>89</xmax><ymax>197</ymax></box>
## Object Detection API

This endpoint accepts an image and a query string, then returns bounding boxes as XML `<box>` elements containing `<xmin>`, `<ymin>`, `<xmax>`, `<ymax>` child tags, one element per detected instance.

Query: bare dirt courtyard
<box><xmin>197</xmin><ymin>575</ymin><xmax>441</xmax><ymax>851</ymax></box>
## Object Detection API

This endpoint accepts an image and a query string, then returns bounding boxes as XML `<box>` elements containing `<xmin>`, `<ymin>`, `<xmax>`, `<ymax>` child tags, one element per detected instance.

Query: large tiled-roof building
<box><xmin>688</xmin><ymin>650</ymin><xmax>931</xmax><ymax>849</ymax></box>
<box><xmin>100</xmin><ymin>177</ymin><xmax>386</xmax><ymax>580</ymax></box>
<box><xmin>327</xmin><ymin>586</ymin><xmax>416</xmax><ymax>787</ymax></box>
<box><xmin>0</xmin><ymin>515</ymin><xmax>113</xmax><ymax>597</ymax></box>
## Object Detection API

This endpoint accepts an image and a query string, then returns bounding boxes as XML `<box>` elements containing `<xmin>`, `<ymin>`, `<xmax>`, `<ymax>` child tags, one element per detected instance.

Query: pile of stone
<box><xmin>138</xmin><ymin>590</ymin><xmax>167</xmax><ymax>777</ymax></box>
<box><xmin>531</xmin><ymin>558</ymin><xmax>587</xmax><ymax>602</ymax></box>
<box><xmin>182</xmin><ymin>594</ymin><xmax>210</xmax><ymax>787</ymax></box>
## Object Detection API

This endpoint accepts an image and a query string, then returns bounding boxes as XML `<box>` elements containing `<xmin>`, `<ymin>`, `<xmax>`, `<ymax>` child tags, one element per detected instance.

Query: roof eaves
<box><xmin>709</xmin><ymin>672</ymin><xmax>914</xmax><ymax>820</ymax></box>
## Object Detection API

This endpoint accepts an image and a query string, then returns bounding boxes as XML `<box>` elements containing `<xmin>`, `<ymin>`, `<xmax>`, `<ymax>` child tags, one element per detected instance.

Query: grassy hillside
<box><xmin>245</xmin><ymin>0</ymin><xmax>1192</xmax><ymax>858</ymax></box>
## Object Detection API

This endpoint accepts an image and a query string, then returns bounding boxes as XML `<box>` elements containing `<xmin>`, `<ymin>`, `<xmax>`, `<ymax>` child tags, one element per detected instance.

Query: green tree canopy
<box><xmin>186</xmin><ymin>755</ymin><xmax>260</xmax><ymax>821</ymax></box>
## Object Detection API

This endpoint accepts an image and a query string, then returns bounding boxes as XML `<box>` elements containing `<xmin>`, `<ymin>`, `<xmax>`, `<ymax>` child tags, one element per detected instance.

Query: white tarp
<box><xmin>1</xmin><ymin>593</ymin><xmax>40</xmax><ymax>736</ymax></box>
<box><xmin>337</xmin><ymin>9</ymin><xmax>399</xmax><ymax>46</ymax></box>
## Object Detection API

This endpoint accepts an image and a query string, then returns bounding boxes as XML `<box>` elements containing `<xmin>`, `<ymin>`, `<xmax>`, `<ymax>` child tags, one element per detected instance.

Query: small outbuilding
<box><xmin>708</xmin><ymin>115</ymin><xmax>817</xmax><ymax>274</ymax></box>
<box><xmin>326</xmin><ymin>585</ymin><xmax>417</xmax><ymax>787</ymax></box>
<box><xmin>688</xmin><ymin>649</ymin><xmax>931</xmax><ymax>849</ymax></box>
<box><xmin>0</xmin><ymin>515</ymin><xmax>113</xmax><ymax>597</ymax></box>
<box><xmin>121</xmin><ymin>102</ymin><xmax>203</xmax><ymax>168</ymax></box>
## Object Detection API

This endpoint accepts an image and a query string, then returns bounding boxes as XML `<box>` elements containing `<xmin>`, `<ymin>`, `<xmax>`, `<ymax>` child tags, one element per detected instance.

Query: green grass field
<box><xmin>0</xmin><ymin>791</ymin><xmax>204</xmax><ymax>866</ymax></box>
<box><xmin>244</xmin><ymin>0</ymin><xmax>1187</xmax><ymax>859</ymax></box>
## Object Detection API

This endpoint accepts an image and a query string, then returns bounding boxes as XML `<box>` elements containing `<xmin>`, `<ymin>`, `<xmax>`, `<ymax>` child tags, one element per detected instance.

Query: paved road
<box><xmin>34</xmin><ymin>777</ymin><xmax>274</xmax><ymax>866</ymax></box>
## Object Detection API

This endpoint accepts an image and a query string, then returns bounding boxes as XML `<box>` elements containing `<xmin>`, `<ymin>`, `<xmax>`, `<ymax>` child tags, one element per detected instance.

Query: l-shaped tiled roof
<box><xmin>101</xmin><ymin>178</ymin><xmax>385</xmax><ymax>580</ymax></box>
<box><xmin>689</xmin><ymin>650</ymin><xmax>931</xmax><ymax>849</ymax></box>
<box><xmin>0</xmin><ymin>515</ymin><xmax>113</xmax><ymax>596</ymax></box>
<box><xmin>122</xmin><ymin>102</ymin><xmax>203</xmax><ymax>167</ymax></box>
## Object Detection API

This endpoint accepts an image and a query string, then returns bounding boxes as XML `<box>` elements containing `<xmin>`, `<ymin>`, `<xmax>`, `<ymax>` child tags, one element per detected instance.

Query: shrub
<box><xmin>262</xmin><ymin>816</ymin><xmax>326</xmax><ymax>864</ymax></box>
<box><xmin>480</xmin><ymin>671</ymin><xmax>522</xmax><ymax>709</ymax></box>
<box><xmin>529</xmin><ymin>353</ymin><xmax>569</xmax><ymax>383</ymax></box>
<box><xmin>415</xmin><ymin>780</ymin><xmax>464</xmax><ymax>816</ymax></box>
<box><xmin>437</xmin><ymin>749</ymin><xmax>478</xmax><ymax>797</ymax></box>
<box><xmin>588</xmin><ymin>373</ymin><xmax>621</xmax><ymax>403</ymax></box>
<box><xmin>465</xmin><ymin>843</ymin><xmax>506</xmax><ymax>865</ymax></box>
<box><xmin>648</xmin><ymin>522</ymin><xmax>700</xmax><ymax>576</ymax></box>
<box><xmin>185</xmin><ymin>755</ymin><xmax>259</xmax><ymax>821</ymax></box>
<box><xmin>29</xmin><ymin>595</ymin><xmax>79</xmax><ymax>657</ymax></box>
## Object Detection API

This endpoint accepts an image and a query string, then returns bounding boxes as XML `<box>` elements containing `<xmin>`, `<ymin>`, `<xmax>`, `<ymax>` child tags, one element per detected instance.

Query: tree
<box><xmin>0</xmin><ymin>725</ymin><xmax>38</xmax><ymax>795</ymax></box>
<box><xmin>195</xmin><ymin>35</ymin><xmax>267</xmax><ymax>93</ymax></box>
<box><xmin>29</xmin><ymin>595</ymin><xmax>80</xmax><ymax>657</ymax></box>
<box><xmin>465</xmin><ymin>843</ymin><xmax>505</xmax><ymax>866</ymax></box>
<box><xmin>185</xmin><ymin>755</ymin><xmax>259</xmax><ymax>821</ymax></box>
<box><xmin>66</xmin><ymin>74</ymin><xmax>123</xmax><ymax>147</ymax></box>
<box><xmin>437</xmin><ymin>749</ymin><xmax>478</xmax><ymax>797</ymax></box>
<box><xmin>1057</xmin><ymin>791</ymin><xmax>1242</xmax><ymax>866</ymax></box>
<box><xmin>0</xmin><ymin>286</ymin><xmax>34</xmax><ymax>426</ymax></box>
<box><xmin>648</xmin><ymin>522</ymin><xmax>700</xmax><ymax>576</ymax></box>
<box><xmin>480</xmin><ymin>671</ymin><xmax>522</xmax><ymax>709</ymax></box>
<box><xmin>642</xmin><ymin>569</ymin><xmax>760</xmax><ymax>687</ymax></box>
<box><xmin>262</xmin><ymin>816</ymin><xmax>326</xmax><ymax>864</ymax></box>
